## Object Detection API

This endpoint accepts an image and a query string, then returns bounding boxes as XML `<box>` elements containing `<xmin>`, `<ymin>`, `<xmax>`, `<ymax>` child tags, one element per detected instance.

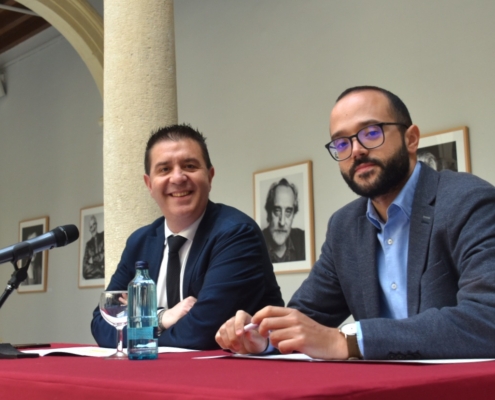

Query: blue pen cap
<box><xmin>135</xmin><ymin>260</ymin><xmax>149</xmax><ymax>269</ymax></box>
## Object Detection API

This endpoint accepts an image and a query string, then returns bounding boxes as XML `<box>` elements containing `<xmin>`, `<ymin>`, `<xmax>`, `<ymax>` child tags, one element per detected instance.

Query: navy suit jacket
<box><xmin>289</xmin><ymin>163</ymin><xmax>495</xmax><ymax>359</ymax></box>
<box><xmin>91</xmin><ymin>201</ymin><xmax>283</xmax><ymax>350</ymax></box>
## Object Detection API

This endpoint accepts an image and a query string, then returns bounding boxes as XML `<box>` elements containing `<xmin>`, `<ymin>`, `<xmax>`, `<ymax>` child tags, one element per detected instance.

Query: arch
<box><xmin>17</xmin><ymin>0</ymin><xmax>103</xmax><ymax>97</ymax></box>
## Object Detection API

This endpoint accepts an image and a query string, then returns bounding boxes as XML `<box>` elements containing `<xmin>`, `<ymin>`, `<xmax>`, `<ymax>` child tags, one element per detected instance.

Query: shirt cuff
<box><xmin>355</xmin><ymin>321</ymin><xmax>365</xmax><ymax>359</ymax></box>
<box><xmin>260</xmin><ymin>341</ymin><xmax>276</xmax><ymax>355</ymax></box>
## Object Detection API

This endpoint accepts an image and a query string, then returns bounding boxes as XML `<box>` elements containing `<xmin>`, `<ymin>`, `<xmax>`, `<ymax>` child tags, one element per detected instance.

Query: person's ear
<box><xmin>208</xmin><ymin>167</ymin><xmax>215</xmax><ymax>186</ymax></box>
<box><xmin>405</xmin><ymin>124</ymin><xmax>420</xmax><ymax>155</ymax></box>
<box><xmin>143</xmin><ymin>174</ymin><xmax>152</xmax><ymax>193</ymax></box>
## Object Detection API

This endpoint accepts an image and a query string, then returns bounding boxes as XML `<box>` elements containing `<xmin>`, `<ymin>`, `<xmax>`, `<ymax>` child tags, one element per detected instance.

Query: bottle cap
<box><xmin>135</xmin><ymin>261</ymin><xmax>149</xmax><ymax>269</ymax></box>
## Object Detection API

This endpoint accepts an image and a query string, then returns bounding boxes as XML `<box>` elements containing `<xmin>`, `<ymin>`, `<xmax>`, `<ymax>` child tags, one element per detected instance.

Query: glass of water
<box><xmin>99</xmin><ymin>290</ymin><xmax>128</xmax><ymax>359</ymax></box>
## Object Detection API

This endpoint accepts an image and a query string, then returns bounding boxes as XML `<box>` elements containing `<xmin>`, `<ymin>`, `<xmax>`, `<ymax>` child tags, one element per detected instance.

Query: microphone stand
<box><xmin>0</xmin><ymin>242</ymin><xmax>33</xmax><ymax>310</ymax></box>
<box><xmin>0</xmin><ymin>243</ymin><xmax>39</xmax><ymax>358</ymax></box>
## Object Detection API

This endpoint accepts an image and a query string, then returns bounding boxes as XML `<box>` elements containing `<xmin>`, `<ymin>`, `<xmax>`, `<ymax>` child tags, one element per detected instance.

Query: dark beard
<box><xmin>341</xmin><ymin>141</ymin><xmax>410</xmax><ymax>199</ymax></box>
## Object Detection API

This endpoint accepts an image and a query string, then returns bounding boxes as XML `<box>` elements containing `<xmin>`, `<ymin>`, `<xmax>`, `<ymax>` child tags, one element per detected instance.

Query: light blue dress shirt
<box><xmin>355</xmin><ymin>162</ymin><xmax>422</xmax><ymax>357</ymax></box>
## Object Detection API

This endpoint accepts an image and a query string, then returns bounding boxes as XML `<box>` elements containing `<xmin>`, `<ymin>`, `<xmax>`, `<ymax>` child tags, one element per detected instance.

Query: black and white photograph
<box><xmin>418</xmin><ymin>126</ymin><xmax>471</xmax><ymax>172</ymax></box>
<box><xmin>79</xmin><ymin>205</ymin><xmax>104</xmax><ymax>288</ymax></box>
<box><xmin>254</xmin><ymin>161</ymin><xmax>314</xmax><ymax>274</ymax></box>
<box><xmin>17</xmin><ymin>216</ymin><xmax>49</xmax><ymax>293</ymax></box>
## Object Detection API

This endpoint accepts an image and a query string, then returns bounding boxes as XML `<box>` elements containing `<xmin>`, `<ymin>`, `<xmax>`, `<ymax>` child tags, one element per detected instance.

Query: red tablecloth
<box><xmin>1</xmin><ymin>344</ymin><xmax>495</xmax><ymax>399</ymax></box>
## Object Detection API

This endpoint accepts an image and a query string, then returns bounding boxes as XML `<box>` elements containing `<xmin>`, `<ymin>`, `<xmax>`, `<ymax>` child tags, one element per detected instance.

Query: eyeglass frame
<box><xmin>324</xmin><ymin>122</ymin><xmax>410</xmax><ymax>162</ymax></box>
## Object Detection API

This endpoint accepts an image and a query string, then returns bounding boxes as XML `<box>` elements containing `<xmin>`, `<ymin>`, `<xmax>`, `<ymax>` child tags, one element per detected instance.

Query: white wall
<box><xmin>0</xmin><ymin>31</ymin><xmax>103</xmax><ymax>344</ymax></box>
<box><xmin>173</xmin><ymin>0</ymin><xmax>495</xmax><ymax>301</ymax></box>
<box><xmin>2</xmin><ymin>0</ymin><xmax>495</xmax><ymax>344</ymax></box>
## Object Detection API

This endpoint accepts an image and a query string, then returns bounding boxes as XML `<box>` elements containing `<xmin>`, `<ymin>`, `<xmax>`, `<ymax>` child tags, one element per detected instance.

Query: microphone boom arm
<box><xmin>0</xmin><ymin>225</ymin><xmax>79</xmax><ymax>310</ymax></box>
<box><xmin>0</xmin><ymin>243</ymin><xmax>33</xmax><ymax>310</ymax></box>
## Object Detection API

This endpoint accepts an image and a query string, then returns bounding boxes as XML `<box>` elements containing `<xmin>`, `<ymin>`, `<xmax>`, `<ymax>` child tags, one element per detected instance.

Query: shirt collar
<box><xmin>164</xmin><ymin>211</ymin><xmax>205</xmax><ymax>245</ymax></box>
<box><xmin>366</xmin><ymin>161</ymin><xmax>422</xmax><ymax>228</ymax></box>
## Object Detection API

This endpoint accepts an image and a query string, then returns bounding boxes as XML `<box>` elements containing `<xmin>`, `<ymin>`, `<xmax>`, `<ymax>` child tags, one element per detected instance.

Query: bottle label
<box><xmin>128</xmin><ymin>327</ymin><xmax>158</xmax><ymax>340</ymax></box>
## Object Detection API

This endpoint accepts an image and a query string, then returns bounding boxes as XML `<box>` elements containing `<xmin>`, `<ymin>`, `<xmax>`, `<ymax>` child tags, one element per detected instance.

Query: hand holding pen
<box><xmin>243</xmin><ymin>322</ymin><xmax>259</xmax><ymax>332</ymax></box>
<box><xmin>215</xmin><ymin>310</ymin><xmax>269</xmax><ymax>354</ymax></box>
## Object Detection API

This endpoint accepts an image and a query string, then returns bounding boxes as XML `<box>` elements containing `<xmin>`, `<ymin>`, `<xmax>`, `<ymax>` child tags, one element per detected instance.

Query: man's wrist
<box><xmin>339</xmin><ymin>323</ymin><xmax>363</xmax><ymax>359</ymax></box>
<box><xmin>157</xmin><ymin>309</ymin><xmax>166</xmax><ymax>335</ymax></box>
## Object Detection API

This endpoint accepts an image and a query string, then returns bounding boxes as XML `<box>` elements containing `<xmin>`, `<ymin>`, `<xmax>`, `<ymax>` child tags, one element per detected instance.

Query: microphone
<box><xmin>0</xmin><ymin>225</ymin><xmax>80</xmax><ymax>265</ymax></box>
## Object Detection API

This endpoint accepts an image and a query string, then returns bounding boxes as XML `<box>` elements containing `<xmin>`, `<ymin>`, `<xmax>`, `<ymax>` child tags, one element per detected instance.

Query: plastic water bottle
<box><xmin>127</xmin><ymin>261</ymin><xmax>158</xmax><ymax>360</ymax></box>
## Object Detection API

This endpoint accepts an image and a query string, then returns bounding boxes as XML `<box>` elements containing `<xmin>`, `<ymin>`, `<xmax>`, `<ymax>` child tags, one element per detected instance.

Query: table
<box><xmin>1</xmin><ymin>344</ymin><xmax>495</xmax><ymax>399</ymax></box>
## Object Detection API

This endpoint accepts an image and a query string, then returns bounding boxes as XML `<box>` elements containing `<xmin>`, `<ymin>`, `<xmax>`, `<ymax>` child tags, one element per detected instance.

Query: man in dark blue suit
<box><xmin>91</xmin><ymin>124</ymin><xmax>283</xmax><ymax>350</ymax></box>
<box><xmin>216</xmin><ymin>86</ymin><xmax>495</xmax><ymax>360</ymax></box>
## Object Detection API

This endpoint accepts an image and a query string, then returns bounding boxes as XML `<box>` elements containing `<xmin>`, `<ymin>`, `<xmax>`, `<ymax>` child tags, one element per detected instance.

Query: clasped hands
<box><xmin>161</xmin><ymin>296</ymin><xmax>197</xmax><ymax>329</ymax></box>
<box><xmin>215</xmin><ymin>306</ymin><xmax>349</xmax><ymax>360</ymax></box>
<box><xmin>118</xmin><ymin>294</ymin><xmax>197</xmax><ymax>329</ymax></box>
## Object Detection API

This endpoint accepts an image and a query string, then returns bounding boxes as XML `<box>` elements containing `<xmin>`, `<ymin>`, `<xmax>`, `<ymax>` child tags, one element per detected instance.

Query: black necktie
<box><xmin>166</xmin><ymin>235</ymin><xmax>187</xmax><ymax>308</ymax></box>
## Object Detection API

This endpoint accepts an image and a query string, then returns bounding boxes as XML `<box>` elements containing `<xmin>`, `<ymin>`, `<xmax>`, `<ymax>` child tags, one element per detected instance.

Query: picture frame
<box><xmin>17</xmin><ymin>216</ymin><xmax>49</xmax><ymax>293</ymax></box>
<box><xmin>79</xmin><ymin>205</ymin><xmax>105</xmax><ymax>288</ymax></box>
<box><xmin>418</xmin><ymin>126</ymin><xmax>470</xmax><ymax>173</ymax></box>
<box><xmin>253</xmin><ymin>161</ymin><xmax>315</xmax><ymax>274</ymax></box>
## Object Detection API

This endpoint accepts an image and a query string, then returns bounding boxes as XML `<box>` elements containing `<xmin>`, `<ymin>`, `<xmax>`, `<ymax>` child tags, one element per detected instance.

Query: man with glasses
<box><xmin>216</xmin><ymin>86</ymin><xmax>495</xmax><ymax>360</ymax></box>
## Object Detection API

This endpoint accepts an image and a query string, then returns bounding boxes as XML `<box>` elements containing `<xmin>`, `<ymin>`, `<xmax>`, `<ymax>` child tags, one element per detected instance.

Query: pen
<box><xmin>243</xmin><ymin>323</ymin><xmax>259</xmax><ymax>332</ymax></box>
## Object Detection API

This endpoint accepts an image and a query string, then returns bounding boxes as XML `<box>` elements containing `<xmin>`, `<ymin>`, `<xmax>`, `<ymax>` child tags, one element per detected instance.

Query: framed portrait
<box><xmin>418</xmin><ymin>126</ymin><xmax>470</xmax><ymax>173</ymax></box>
<box><xmin>79</xmin><ymin>205</ymin><xmax>105</xmax><ymax>288</ymax></box>
<box><xmin>17</xmin><ymin>216</ymin><xmax>49</xmax><ymax>293</ymax></box>
<box><xmin>253</xmin><ymin>161</ymin><xmax>315</xmax><ymax>274</ymax></box>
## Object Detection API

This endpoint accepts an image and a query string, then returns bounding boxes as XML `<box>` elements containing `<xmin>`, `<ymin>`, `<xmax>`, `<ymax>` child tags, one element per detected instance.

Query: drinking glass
<box><xmin>99</xmin><ymin>290</ymin><xmax>128</xmax><ymax>360</ymax></box>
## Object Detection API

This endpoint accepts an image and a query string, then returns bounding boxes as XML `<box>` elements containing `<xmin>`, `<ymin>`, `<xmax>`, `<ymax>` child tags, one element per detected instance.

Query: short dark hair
<box><xmin>264</xmin><ymin>178</ymin><xmax>299</xmax><ymax>223</ymax></box>
<box><xmin>144</xmin><ymin>124</ymin><xmax>213</xmax><ymax>175</ymax></box>
<box><xmin>336</xmin><ymin>86</ymin><xmax>413</xmax><ymax>128</ymax></box>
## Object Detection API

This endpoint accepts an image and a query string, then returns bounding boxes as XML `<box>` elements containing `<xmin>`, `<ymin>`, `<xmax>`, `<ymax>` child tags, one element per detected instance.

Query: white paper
<box><xmin>22</xmin><ymin>347</ymin><xmax>118</xmax><ymax>357</ymax></box>
<box><xmin>21</xmin><ymin>346</ymin><xmax>198</xmax><ymax>357</ymax></box>
<box><xmin>158</xmin><ymin>346</ymin><xmax>198</xmax><ymax>353</ymax></box>
<box><xmin>195</xmin><ymin>353</ymin><xmax>495</xmax><ymax>364</ymax></box>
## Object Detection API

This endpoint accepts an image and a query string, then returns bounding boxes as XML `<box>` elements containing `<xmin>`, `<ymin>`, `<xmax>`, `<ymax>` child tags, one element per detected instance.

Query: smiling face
<box><xmin>330</xmin><ymin>90</ymin><xmax>419</xmax><ymax>201</ymax></box>
<box><xmin>144</xmin><ymin>138</ymin><xmax>214</xmax><ymax>233</ymax></box>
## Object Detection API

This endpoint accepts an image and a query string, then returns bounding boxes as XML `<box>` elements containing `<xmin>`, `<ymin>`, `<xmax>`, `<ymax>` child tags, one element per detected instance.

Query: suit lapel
<box><xmin>142</xmin><ymin>221</ymin><xmax>165</xmax><ymax>283</ymax></box>
<box><xmin>182</xmin><ymin>201</ymin><xmax>215</xmax><ymax>292</ymax></box>
<box><xmin>407</xmin><ymin>165</ymin><xmax>438</xmax><ymax>316</ymax></box>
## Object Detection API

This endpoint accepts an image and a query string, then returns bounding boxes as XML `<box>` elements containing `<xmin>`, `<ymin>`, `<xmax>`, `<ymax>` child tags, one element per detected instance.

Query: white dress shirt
<box><xmin>156</xmin><ymin>213</ymin><xmax>204</xmax><ymax>309</ymax></box>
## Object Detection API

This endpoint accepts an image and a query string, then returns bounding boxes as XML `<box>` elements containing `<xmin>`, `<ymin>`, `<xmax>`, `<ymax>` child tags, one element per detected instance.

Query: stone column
<box><xmin>104</xmin><ymin>0</ymin><xmax>178</xmax><ymax>283</ymax></box>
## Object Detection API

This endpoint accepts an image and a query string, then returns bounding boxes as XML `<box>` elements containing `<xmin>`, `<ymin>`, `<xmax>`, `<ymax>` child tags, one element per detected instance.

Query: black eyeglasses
<box><xmin>324</xmin><ymin>122</ymin><xmax>410</xmax><ymax>161</ymax></box>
